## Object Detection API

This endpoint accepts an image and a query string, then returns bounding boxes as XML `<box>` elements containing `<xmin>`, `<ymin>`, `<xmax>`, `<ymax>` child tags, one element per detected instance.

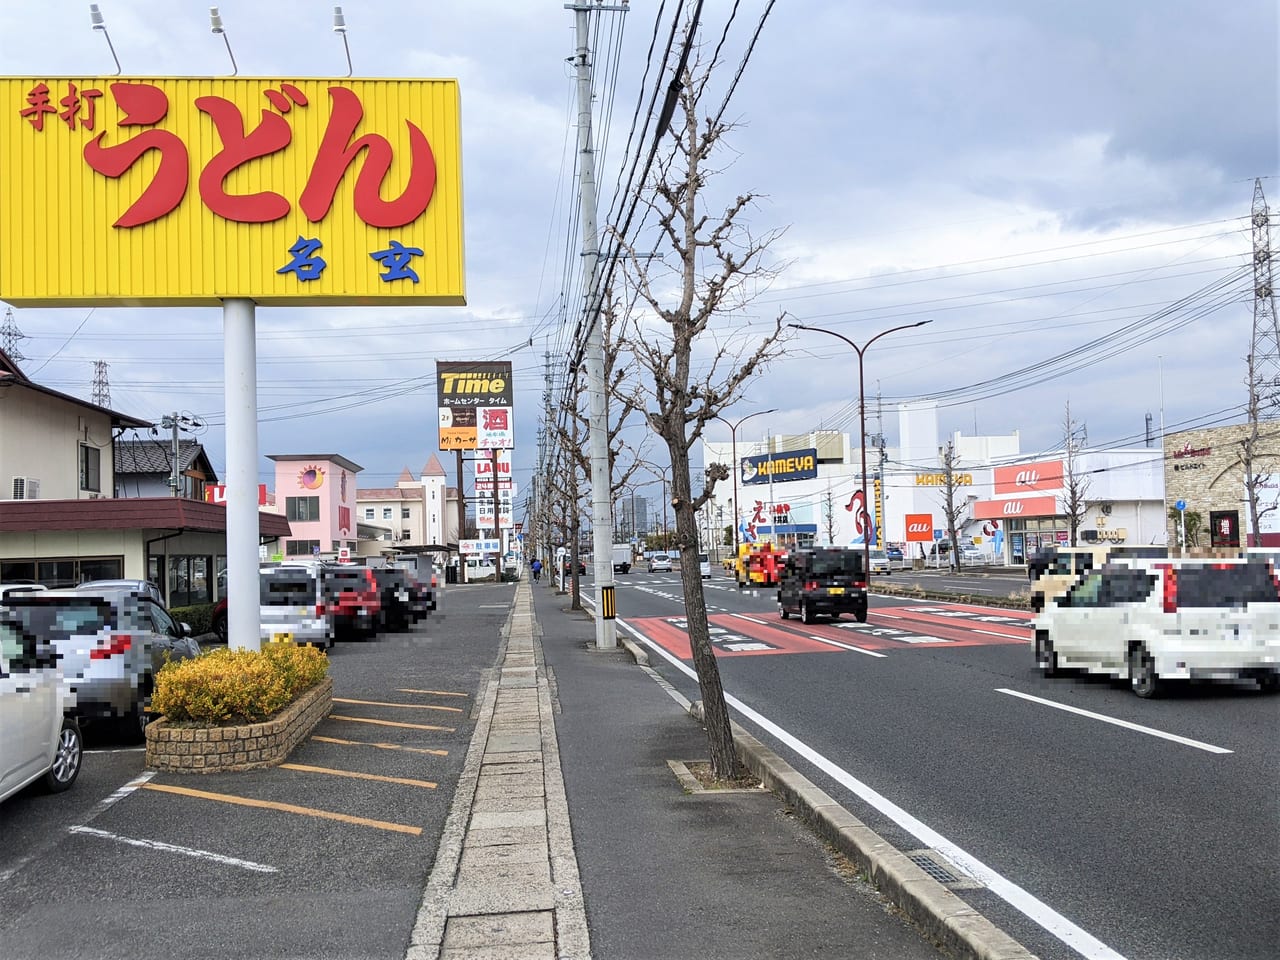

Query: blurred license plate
<box><xmin>273</xmin><ymin>632</ymin><xmax>294</xmax><ymax>644</ymax></box>
<box><xmin>828</xmin><ymin>587</ymin><xmax>845</xmax><ymax>595</ymax></box>
<box><xmin>296</xmin><ymin>606</ymin><xmax>308</xmax><ymax>616</ymax></box>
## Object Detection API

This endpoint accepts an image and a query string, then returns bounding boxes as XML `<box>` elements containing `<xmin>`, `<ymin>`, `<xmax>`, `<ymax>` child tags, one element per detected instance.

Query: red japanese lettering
<box><xmin>83</xmin><ymin>82</ymin><xmax>190</xmax><ymax>228</ymax></box>
<box><xmin>299</xmin><ymin>86</ymin><xmax>436</xmax><ymax>228</ymax></box>
<box><xmin>58</xmin><ymin>83</ymin><xmax>103</xmax><ymax>131</ymax></box>
<box><xmin>19</xmin><ymin>83</ymin><xmax>56</xmax><ymax>131</ymax></box>
<box><xmin>194</xmin><ymin>94</ymin><xmax>293</xmax><ymax>223</ymax></box>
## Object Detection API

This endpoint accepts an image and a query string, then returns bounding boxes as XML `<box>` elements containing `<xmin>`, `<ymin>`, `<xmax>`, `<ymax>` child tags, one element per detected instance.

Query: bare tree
<box><xmin>822</xmin><ymin>486</ymin><xmax>837</xmax><ymax>545</ymax></box>
<box><xmin>1061</xmin><ymin>401</ymin><xmax>1091</xmax><ymax>547</ymax></box>
<box><xmin>938</xmin><ymin>441</ymin><xmax>966</xmax><ymax>572</ymax></box>
<box><xmin>616</xmin><ymin>56</ymin><xmax>788</xmax><ymax>779</ymax></box>
<box><xmin>1239</xmin><ymin>351</ymin><xmax>1280</xmax><ymax>544</ymax></box>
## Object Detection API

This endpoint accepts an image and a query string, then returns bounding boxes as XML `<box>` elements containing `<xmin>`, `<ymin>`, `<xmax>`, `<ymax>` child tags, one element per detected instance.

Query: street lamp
<box><xmin>788</xmin><ymin>320</ymin><xmax>932</xmax><ymax>583</ymax></box>
<box><xmin>712</xmin><ymin>408</ymin><xmax>779</xmax><ymax>559</ymax></box>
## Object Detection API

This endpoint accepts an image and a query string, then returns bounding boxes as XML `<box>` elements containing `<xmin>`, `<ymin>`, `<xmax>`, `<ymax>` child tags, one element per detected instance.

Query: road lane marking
<box><xmin>311</xmin><ymin>735</ymin><xmax>448</xmax><ymax>756</ymax></box>
<box><xmin>396</xmin><ymin>688</ymin><xmax>469</xmax><ymax>698</ymax></box>
<box><xmin>68</xmin><ymin>825</ymin><xmax>278</xmax><ymax>873</ymax></box>
<box><xmin>995</xmin><ymin>689</ymin><xmax>1233</xmax><ymax>754</ymax></box>
<box><xmin>618</xmin><ymin>616</ymin><xmax>1128</xmax><ymax>960</ymax></box>
<box><xmin>96</xmin><ymin>770</ymin><xmax>156</xmax><ymax>809</ymax></box>
<box><xmin>731</xmin><ymin>614</ymin><xmax>770</xmax><ymax>624</ymax></box>
<box><xmin>141</xmin><ymin>783</ymin><xmax>422</xmax><ymax>835</ymax></box>
<box><xmin>808</xmin><ymin>635</ymin><xmax>888</xmax><ymax>658</ymax></box>
<box><xmin>279</xmin><ymin>762</ymin><xmax>437</xmax><ymax>788</ymax></box>
<box><xmin>332</xmin><ymin>696</ymin><xmax>463</xmax><ymax>713</ymax></box>
<box><xmin>330</xmin><ymin>714</ymin><xmax>455</xmax><ymax>732</ymax></box>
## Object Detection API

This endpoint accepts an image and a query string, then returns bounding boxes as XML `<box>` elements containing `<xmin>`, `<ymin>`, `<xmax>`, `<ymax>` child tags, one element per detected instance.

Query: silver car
<box><xmin>260</xmin><ymin>566</ymin><xmax>332</xmax><ymax>648</ymax></box>
<box><xmin>1</xmin><ymin>586</ymin><xmax>201</xmax><ymax>739</ymax></box>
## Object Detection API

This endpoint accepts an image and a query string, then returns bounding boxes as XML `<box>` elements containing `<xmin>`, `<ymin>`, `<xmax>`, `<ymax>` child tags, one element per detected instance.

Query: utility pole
<box><xmin>1</xmin><ymin>306</ymin><xmax>26</xmax><ymax>363</ymax></box>
<box><xmin>569</xmin><ymin>1</ymin><xmax>626</xmax><ymax>644</ymax></box>
<box><xmin>159</xmin><ymin>412</ymin><xmax>201</xmax><ymax>497</ymax></box>
<box><xmin>1244</xmin><ymin>178</ymin><xmax>1279</xmax><ymax>543</ymax></box>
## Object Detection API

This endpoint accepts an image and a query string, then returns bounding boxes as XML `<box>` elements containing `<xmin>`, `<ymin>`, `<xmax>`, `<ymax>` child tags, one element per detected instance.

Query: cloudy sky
<box><xmin>1</xmin><ymin>1</ymin><xmax>1275</xmax><ymax>515</ymax></box>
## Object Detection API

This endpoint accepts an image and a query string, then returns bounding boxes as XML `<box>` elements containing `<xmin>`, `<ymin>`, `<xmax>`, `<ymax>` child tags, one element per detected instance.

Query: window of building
<box><xmin>286</xmin><ymin>540</ymin><xmax>321</xmax><ymax>557</ymax></box>
<box><xmin>401</xmin><ymin>529</ymin><xmax>410</xmax><ymax>541</ymax></box>
<box><xmin>383</xmin><ymin>507</ymin><xmax>393</xmax><ymax>520</ymax></box>
<box><xmin>402</xmin><ymin>507</ymin><xmax>411</xmax><ymax>519</ymax></box>
<box><xmin>286</xmin><ymin>496</ymin><xmax>321</xmax><ymax>522</ymax></box>
<box><xmin>383</xmin><ymin>532</ymin><xmax>393</xmax><ymax>541</ymax></box>
<box><xmin>166</xmin><ymin>555</ymin><xmax>213</xmax><ymax>607</ymax></box>
<box><xmin>1</xmin><ymin>556</ymin><xmax>122</xmax><ymax>587</ymax></box>
<box><xmin>79</xmin><ymin>444</ymin><xmax>101</xmax><ymax>492</ymax></box>
<box><xmin>364</xmin><ymin>508</ymin><xmax>374</xmax><ymax>520</ymax></box>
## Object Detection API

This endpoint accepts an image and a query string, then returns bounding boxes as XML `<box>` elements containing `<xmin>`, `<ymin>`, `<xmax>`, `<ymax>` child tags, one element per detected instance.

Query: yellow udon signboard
<box><xmin>0</xmin><ymin>77</ymin><xmax>464</xmax><ymax>306</ymax></box>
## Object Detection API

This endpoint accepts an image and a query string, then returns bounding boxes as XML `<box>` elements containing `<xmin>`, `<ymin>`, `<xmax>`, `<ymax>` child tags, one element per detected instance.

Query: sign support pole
<box><xmin>223</xmin><ymin>297</ymin><xmax>260</xmax><ymax>651</ymax></box>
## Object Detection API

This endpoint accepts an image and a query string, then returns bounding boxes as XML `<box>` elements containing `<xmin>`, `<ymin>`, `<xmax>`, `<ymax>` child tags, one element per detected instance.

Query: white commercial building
<box><xmin>702</xmin><ymin>402</ymin><xmax>1166</xmax><ymax>564</ymax></box>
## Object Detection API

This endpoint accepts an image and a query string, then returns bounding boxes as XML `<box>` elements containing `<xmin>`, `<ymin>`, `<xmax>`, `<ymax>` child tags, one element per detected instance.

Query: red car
<box><xmin>320</xmin><ymin>566</ymin><xmax>382</xmax><ymax>638</ymax></box>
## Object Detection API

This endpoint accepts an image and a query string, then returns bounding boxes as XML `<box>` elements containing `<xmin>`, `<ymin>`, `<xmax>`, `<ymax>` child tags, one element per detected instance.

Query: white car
<box><xmin>1034</xmin><ymin>557</ymin><xmax>1280</xmax><ymax>697</ymax></box>
<box><xmin>1</xmin><ymin>612</ymin><xmax>82</xmax><ymax>803</ymax></box>
<box><xmin>698</xmin><ymin>553</ymin><xmax>712</xmax><ymax>579</ymax></box>
<box><xmin>648</xmin><ymin>554</ymin><xmax>673</xmax><ymax>573</ymax></box>
<box><xmin>867</xmin><ymin>549</ymin><xmax>891</xmax><ymax>575</ymax></box>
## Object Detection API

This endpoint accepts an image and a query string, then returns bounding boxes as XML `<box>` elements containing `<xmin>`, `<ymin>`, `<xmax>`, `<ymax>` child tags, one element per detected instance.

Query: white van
<box><xmin>464</xmin><ymin>557</ymin><xmax>497</xmax><ymax>581</ymax></box>
<box><xmin>1034</xmin><ymin>556</ymin><xmax>1280</xmax><ymax>697</ymax></box>
<box><xmin>698</xmin><ymin>553</ymin><xmax>711</xmax><ymax>579</ymax></box>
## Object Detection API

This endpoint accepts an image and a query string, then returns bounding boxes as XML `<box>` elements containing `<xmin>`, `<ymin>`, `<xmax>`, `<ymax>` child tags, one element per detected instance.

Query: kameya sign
<box><xmin>0</xmin><ymin>77</ymin><xmax>464</xmax><ymax>306</ymax></box>
<box><xmin>740</xmin><ymin>448</ymin><xmax>818</xmax><ymax>485</ymax></box>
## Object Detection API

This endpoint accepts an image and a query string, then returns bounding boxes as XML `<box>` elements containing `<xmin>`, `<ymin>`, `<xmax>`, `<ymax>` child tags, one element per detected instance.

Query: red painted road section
<box><xmin>632</xmin><ymin>600</ymin><xmax>1030</xmax><ymax>661</ymax></box>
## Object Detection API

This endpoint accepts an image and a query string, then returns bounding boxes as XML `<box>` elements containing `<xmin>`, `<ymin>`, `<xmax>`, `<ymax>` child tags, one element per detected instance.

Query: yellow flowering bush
<box><xmin>152</xmin><ymin>642</ymin><xmax>328</xmax><ymax>724</ymax></box>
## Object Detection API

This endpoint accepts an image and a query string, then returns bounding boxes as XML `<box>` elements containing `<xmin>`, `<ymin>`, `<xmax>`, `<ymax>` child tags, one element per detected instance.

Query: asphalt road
<box><xmin>0</xmin><ymin>583</ymin><xmax>510</xmax><ymax>960</ymax></box>
<box><xmin>600</xmin><ymin>569</ymin><xmax>1280</xmax><ymax>960</ymax></box>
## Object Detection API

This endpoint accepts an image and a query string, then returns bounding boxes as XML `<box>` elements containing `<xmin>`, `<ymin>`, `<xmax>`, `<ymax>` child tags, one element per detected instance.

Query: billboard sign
<box><xmin>740</xmin><ymin>448</ymin><xmax>818</xmax><ymax>485</ymax></box>
<box><xmin>0</xmin><ymin>77</ymin><xmax>464</xmax><ymax>306</ymax></box>
<box><xmin>973</xmin><ymin>496</ymin><xmax>1058</xmax><ymax>520</ymax></box>
<box><xmin>904</xmin><ymin>513</ymin><xmax>933</xmax><ymax>543</ymax></box>
<box><xmin>437</xmin><ymin>361</ymin><xmax>514</xmax><ymax>451</ymax></box>
<box><xmin>476</xmin><ymin>488</ymin><xmax>514</xmax><ymax>529</ymax></box>
<box><xmin>205</xmin><ymin>484</ymin><xmax>268</xmax><ymax>506</ymax></box>
<box><xmin>460</xmin><ymin>538</ymin><xmax>500</xmax><ymax>555</ymax></box>
<box><xmin>993</xmin><ymin>460</ymin><xmax>1064</xmax><ymax>495</ymax></box>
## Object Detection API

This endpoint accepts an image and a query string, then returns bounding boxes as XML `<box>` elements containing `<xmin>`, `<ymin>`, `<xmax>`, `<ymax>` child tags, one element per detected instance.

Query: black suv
<box><xmin>777</xmin><ymin>547</ymin><xmax>868</xmax><ymax>624</ymax></box>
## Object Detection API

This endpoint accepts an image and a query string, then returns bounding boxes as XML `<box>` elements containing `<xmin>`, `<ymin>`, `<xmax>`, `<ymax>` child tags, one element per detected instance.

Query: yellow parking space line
<box><xmin>311</xmin><ymin>735</ymin><xmax>448</xmax><ymax>757</ymax></box>
<box><xmin>396</xmin><ymin>688</ymin><xmax>469</xmax><ymax>698</ymax></box>
<box><xmin>140</xmin><ymin>783</ymin><xmax>421</xmax><ymax>835</ymax></box>
<box><xmin>332</xmin><ymin>697</ymin><xmax>463</xmax><ymax>714</ymax></box>
<box><xmin>280</xmin><ymin>763</ymin><xmax>437</xmax><ymax>789</ymax></box>
<box><xmin>330</xmin><ymin>714</ymin><xmax>455</xmax><ymax>732</ymax></box>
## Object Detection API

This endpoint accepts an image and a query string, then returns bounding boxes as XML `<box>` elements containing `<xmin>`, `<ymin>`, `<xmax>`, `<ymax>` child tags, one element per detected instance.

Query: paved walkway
<box><xmin>406</xmin><ymin>578</ymin><xmax>589</xmax><ymax>959</ymax></box>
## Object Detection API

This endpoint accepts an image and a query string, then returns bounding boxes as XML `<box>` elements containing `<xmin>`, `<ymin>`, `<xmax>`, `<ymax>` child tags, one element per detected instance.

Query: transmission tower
<box><xmin>1</xmin><ymin>307</ymin><xmax>27</xmax><ymax>363</ymax></box>
<box><xmin>1249</xmin><ymin>178</ymin><xmax>1279</xmax><ymax>418</ymax></box>
<box><xmin>91</xmin><ymin>360</ymin><xmax>111</xmax><ymax>407</ymax></box>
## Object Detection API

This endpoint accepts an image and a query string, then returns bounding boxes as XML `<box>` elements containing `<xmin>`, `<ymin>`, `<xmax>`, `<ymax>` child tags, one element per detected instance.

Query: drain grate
<box><xmin>907</xmin><ymin>852</ymin><xmax>961</xmax><ymax>884</ymax></box>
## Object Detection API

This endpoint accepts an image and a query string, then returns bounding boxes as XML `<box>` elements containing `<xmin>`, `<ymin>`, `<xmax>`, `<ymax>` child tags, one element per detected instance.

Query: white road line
<box><xmin>96</xmin><ymin>770</ymin><xmax>157</xmax><ymax>810</ymax></box>
<box><xmin>618</xmin><ymin>616</ymin><xmax>1127</xmax><ymax>960</ymax></box>
<box><xmin>871</xmin><ymin>611</ymin><xmax>905</xmax><ymax>618</ymax></box>
<box><xmin>731</xmin><ymin>614</ymin><xmax>770</xmax><ymax>625</ymax></box>
<box><xmin>808</xmin><ymin>635</ymin><xmax>888</xmax><ymax>658</ymax></box>
<box><xmin>995</xmin><ymin>689</ymin><xmax>1233</xmax><ymax>755</ymax></box>
<box><xmin>972</xmin><ymin>629</ymin><xmax>1028</xmax><ymax>639</ymax></box>
<box><xmin>68</xmin><ymin>825</ymin><xmax>278</xmax><ymax>873</ymax></box>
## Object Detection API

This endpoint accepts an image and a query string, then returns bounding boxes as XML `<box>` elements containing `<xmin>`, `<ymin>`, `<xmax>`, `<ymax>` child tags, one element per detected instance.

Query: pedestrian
<box><xmin>531</xmin><ymin>558</ymin><xmax>542</xmax><ymax>582</ymax></box>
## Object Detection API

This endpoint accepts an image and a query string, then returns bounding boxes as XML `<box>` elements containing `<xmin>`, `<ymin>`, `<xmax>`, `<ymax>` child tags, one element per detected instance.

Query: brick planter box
<box><xmin>145</xmin><ymin>676</ymin><xmax>333</xmax><ymax>773</ymax></box>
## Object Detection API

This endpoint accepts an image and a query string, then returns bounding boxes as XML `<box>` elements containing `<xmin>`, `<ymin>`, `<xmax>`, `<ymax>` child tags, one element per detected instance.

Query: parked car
<box><xmin>867</xmin><ymin>549</ymin><xmax>891</xmax><ymax>575</ymax></box>
<box><xmin>211</xmin><ymin>598</ymin><xmax>228</xmax><ymax>643</ymax></box>
<box><xmin>959</xmin><ymin>545</ymin><xmax>984</xmax><ymax>565</ymax></box>
<box><xmin>372</xmin><ymin>566</ymin><xmax>433</xmax><ymax>632</ymax></box>
<box><xmin>1</xmin><ymin>585</ymin><xmax>201</xmax><ymax>739</ymax></box>
<box><xmin>1</xmin><ymin>614</ymin><xmax>82</xmax><ymax>803</ymax></box>
<box><xmin>698</xmin><ymin>553</ymin><xmax>712</xmax><ymax>579</ymax></box>
<box><xmin>648</xmin><ymin>554</ymin><xmax>673</xmax><ymax>573</ymax></box>
<box><xmin>319</xmin><ymin>565</ymin><xmax>382</xmax><ymax>638</ymax></box>
<box><xmin>885</xmin><ymin>545</ymin><xmax>904</xmax><ymax>563</ymax></box>
<box><xmin>1033</xmin><ymin>557</ymin><xmax>1280</xmax><ymax>697</ymax></box>
<box><xmin>777</xmin><ymin>547</ymin><xmax>868</xmax><ymax>624</ymax></box>
<box><xmin>260</xmin><ymin>566</ymin><xmax>332</xmax><ymax>648</ymax></box>
<box><xmin>0</xmin><ymin>582</ymin><xmax>47</xmax><ymax>601</ymax></box>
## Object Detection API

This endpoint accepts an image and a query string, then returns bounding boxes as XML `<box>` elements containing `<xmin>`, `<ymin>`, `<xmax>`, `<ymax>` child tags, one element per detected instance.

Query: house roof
<box><xmin>0</xmin><ymin>346</ymin><xmax>150</xmax><ymax>430</ymax></box>
<box><xmin>114</xmin><ymin>438</ymin><xmax>213</xmax><ymax>476</ymax></box>
<box><xmin>398</xmin><ymin>466</ymin><xmax>415</xmax><ymax>483</ymax></box>
<box><xmin>422</xmin><ymin>454</ymin><xmax>448</xmax><ymax>477</ymax></box>
<box><xmin>0</xmin><ymin>497</ymin><xmax>291</xmax><ymax>536</ymax></box>
<box><xmin>357</xmin><ymin>487</ymin><xmax>426</xmax><ymax>501</ymax></box>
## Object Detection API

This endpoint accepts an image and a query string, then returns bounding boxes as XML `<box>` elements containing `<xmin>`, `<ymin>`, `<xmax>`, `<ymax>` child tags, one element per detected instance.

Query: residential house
<box><xmin>114</xmin><ymin>437</ymin><xmax>217</xmax><ymax>500</ymax></box>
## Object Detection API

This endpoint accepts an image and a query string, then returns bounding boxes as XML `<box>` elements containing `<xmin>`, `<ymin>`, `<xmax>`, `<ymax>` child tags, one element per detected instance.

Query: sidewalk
<box><xmin>406</xmin><ymin>577</ymin><xmax>969</xmax><ymax>960</ymax></box>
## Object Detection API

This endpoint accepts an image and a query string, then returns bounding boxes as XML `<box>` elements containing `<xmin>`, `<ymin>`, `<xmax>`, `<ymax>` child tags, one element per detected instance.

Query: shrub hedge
<box><xmin>152</xmin><ymin>642</ymin><xmax>328</xmax><ymax>724</ymax></box>
<box><xmin>169</xmin><ymin>602</ymin><xmax>216</xmax><ymax>637</ymax></box>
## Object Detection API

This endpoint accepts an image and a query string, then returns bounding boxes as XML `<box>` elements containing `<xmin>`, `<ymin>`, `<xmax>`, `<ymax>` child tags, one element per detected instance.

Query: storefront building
<box><xmin>1163</xmin><ymin>422</ymin><xmax>1280</xmax><ymax>548</ymax></box>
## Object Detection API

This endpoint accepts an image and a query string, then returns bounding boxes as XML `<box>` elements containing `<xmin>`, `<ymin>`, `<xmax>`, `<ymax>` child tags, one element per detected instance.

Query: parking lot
<box><xmin>0</xmin><ymin>583</ymin><xmax>513</xmax><ymax>960</ymax></box>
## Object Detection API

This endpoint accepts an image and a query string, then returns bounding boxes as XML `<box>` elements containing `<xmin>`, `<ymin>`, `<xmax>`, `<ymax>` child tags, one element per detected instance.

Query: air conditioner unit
<box><xmin>11</xmin><ymin>477</ymin><xmax>40</xmax><ymax>500</ymax></box>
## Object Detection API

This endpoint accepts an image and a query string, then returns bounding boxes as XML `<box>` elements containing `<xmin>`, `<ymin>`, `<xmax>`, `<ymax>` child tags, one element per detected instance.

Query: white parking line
<box><xmin>68</xmin><ymin>825</ymin><xmax>278</xmax><ymax>873</ymax></box>
<box><xmin>995</xmin><ymin>689</ymin><xmax>1233</xmax><ymax>754</ymax></box>
<box><xmin>618</xmin><ymin>616</ymin><xmax>1128</xmax><ymax>960</ymax></box>
<box><xmin>808</xmin><ymin>635</ymin><xmax>888</xmax><ymax>658</ymax></box>
<box><xmin>96</xmin><ymin>770</ymin><xmax>157</xmax><ymax>810</ymax></box>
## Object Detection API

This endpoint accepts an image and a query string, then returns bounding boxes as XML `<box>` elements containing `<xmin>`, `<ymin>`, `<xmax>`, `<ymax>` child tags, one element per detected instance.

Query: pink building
<box><xmin>267</xmin><ymin>454</ymin><xmax>363</xmax><ymax>558</ymax></box>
